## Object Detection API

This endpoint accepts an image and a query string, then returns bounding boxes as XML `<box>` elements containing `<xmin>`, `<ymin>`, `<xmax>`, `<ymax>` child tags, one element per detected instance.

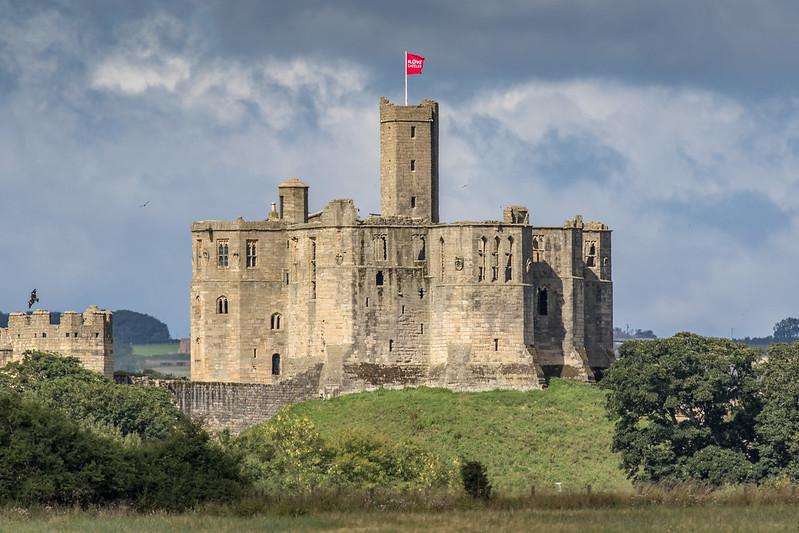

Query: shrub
<box><xmin>0</xmin><ymin>391</ymin><xmax>129</xmax><ymax>506</ymax></box>
<box><xmin>460</xmin><ymin>460</ymin><xmax>492</xmax><ymax>499</ymax></box>
<box><xmin>0</xmin><ymin>352</ymin><xmax>184</xmax><ymax>440</ymax></box>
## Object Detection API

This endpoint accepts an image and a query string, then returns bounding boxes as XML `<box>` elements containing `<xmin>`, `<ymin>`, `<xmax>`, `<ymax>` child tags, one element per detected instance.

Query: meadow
<box><xmin>5</xmin><ymin>496</ymin><xmax>799</xmax><ymax>532</ymax></box>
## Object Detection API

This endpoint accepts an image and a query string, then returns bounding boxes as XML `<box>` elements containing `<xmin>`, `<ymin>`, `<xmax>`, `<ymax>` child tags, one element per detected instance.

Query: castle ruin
<box><xmin>190</xmin><ymin>97</ymin><xmax>614</xmax><ymax>395</ymax></box>
<box><xmin>0</xmin><ymin>306</ymin><xmax>113</xmax><ymax>378</ymax></box>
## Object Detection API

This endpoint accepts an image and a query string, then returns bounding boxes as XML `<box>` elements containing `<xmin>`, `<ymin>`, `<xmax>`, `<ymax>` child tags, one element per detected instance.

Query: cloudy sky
<box><xmin>2</xmin><ymin>0</ymin><xmax>798</xmax><ymax>339</ymax></box>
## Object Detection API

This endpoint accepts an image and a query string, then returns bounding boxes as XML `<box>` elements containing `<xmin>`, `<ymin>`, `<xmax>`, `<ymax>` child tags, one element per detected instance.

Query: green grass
<box><xmin>4</xmin><ymin>505</ymin><xmax>799</xmax><ymax>532</ymax></box>
<box><xmin>284</xmin><ymin>379</ymin><xmax>629</xmax><ymax>493</ymax></box>
<box><xmin>131</xmin><ymin>342</ymin><xmax>182</xmax><ymax>357</ymax></box>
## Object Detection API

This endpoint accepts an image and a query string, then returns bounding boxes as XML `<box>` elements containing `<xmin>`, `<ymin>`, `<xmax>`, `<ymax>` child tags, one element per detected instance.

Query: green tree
<box><xmin>603</xmin><ymin>333</ymin><xmax>760</xmax><ymax>484</ymax></box>
<box><xmin>756</xmin><ymin>342</ymin><xmax>799</xmax><ymax>479</ymax></box>
<box><xmin>0</xmin><ymin>391</ymin><xmax>129</xmax><ymax>506</ymax></box>
<box><xmin>0</xmin><ymin>352</ymin><xmax>185</xmax><ymax>440</ymax></box>
<box><xmin>773</xmin><ymin>318</ymin><xmax>799</xmax><ymax>342</ymax></box>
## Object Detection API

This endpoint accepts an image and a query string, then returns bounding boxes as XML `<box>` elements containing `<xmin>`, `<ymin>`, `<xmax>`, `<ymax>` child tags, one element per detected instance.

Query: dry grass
<box><xmin>6</xmin><ymin>487</ymin><xmax>799</xmax><ymax>532</ymax></box>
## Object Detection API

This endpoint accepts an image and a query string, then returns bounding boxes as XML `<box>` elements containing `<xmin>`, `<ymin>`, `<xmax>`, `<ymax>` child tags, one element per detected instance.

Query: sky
<box><xmin>2</xmin><ymin>0</ymin><xmax>799</xmax><ymax>339</ymax></box>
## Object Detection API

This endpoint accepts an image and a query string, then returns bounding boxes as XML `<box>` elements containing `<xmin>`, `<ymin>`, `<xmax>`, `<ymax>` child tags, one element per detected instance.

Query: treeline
<box><xmin>605</xmin><ymin>333</ymin><xmax>799</xmax><ymax>486</ymax></box>
<box><xmin>0</xmin><ymin>352</ymin><xmax>457</xmax><ymax>510</ymax></box>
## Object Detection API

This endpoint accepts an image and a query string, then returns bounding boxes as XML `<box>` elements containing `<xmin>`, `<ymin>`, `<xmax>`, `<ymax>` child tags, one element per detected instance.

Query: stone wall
<box><xmin>128</xmin><ymin>364</ymin><xmax>323</xmax><ymax>433</ymax></box>
<box><xmin>0</xmin><ymin>306</ymin><xmax>113</xmax><ymax>377</ymax></box>
<box><xmin>189</xmin><ymin>96</ymin><xmax>615</xmax><ymax>394</ymax></box>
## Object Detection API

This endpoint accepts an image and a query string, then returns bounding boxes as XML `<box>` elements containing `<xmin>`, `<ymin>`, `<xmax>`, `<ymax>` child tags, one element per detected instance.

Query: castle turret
<box><xmin>380</xmin><ymin>97</ymin><xmax>439</xmax><ymax>222</ymax></box>
<box><xmin>278</xmin><ymin>178</ymin><xmax>309</xmax><ymax>224</ymax></box>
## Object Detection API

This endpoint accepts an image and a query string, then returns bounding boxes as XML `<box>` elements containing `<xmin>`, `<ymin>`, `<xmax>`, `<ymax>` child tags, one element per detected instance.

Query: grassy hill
<box><xmin>284</xmin><ymin>379</ymin><xmax>630</xmax><ymax>494</ymax></box>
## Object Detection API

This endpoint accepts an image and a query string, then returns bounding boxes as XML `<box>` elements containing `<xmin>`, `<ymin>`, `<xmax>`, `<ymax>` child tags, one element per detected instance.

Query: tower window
<box><xmin>494</xmin><ymin>338</ymin><xmax>499</xmax><ymax>351</ymax></box>
<box><xmin>492</xmin><ymin>237</ymin><xmax>500</xmax><ymax>282</ymax></box>
<box><xmin>216</xmin><ymin>296</ymin><xmax>229</xmax><ymax>314</ymax></box>
<box><xmin>389</xmin><ymin>339</ymin><xmax>394</xmax><ymax>352</ymax></box>
<box><xmin>410</xmin><ymin>160</ymin><xmax>416</xmax><ymax>172</ymax></box>
<box><xmin>374</xmin><ymin>235</ymin><xmax>388</xmax><ymax>261</ymax></box>
<box><xmin>279</xmin><ymin>195</ymin><xmax>284</xmax><ymax>218</ymax></box>
<box><xmin>420</xmin><ymin>323</ymin><xmax>424</xmax><ymax>334</ymax></box>
<box><xmin>246</xmin><ymin>240</ymin><xmax>257</xmax><ymax>268</ymax></box>
<box><xmin>537</xmin><ymin>288</ymin><xmax>548</xmax><ymax>316</ymax></box>
<box><xmin>376</xmin><ymin>271</ymin><xmax>384</xmax><ymax>286</ymax></box>
<box><xmin>478</xmin><ymin>236</ymin><xmax>487</xmax><ymax>281</ymax></box>
<box><xmin>410</xmin><ymin>125</ymin><xmax>416</xmax><ymax>138</ymax></box>
<box><xmin>585</xmin><ymin>241</ymin><xmax>597</xmax><ymax>267</ymax></box>
<box><xmin>272</xmin><ymin>354</ymin><xmax>281</xmax><ymax>375</ymax></box>
<box><xmin>270</xmin><ymin>312</ymin><xmax>283</xmax><ymax>330</ymax></box>
<box><xmin>411</xmin><ymin>196</ymin><xmax>416</xmax><ymax>208</ymax></box>
<box><xmin>217</xmin><ymin>240</ymin><xmax>229</xmax><ymax>268</ymax></box>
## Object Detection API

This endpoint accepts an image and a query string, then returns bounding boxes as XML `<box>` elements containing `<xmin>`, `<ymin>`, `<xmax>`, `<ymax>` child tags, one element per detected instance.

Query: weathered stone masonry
<box><xmin>190</xmin><ymin>96</ymin><xmax>615</xmax><ymax>398</ymax></box>
<box><xmin>0</xmin><ymin>306</ymin><xmax>113</xmax><ymax>378</ymax></box>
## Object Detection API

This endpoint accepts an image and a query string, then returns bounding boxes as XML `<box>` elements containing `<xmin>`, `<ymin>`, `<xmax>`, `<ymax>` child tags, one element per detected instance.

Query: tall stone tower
<box><xmin>379</xmin><ymin>97</ymin><xmax>439</xmax><ymax>222</ymax></box>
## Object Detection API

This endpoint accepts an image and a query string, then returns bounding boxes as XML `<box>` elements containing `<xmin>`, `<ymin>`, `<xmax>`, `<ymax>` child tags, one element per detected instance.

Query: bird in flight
<box><xmin>139</xmin><ymin>201</ymin><xmax>150</xmax><ymax>208</ymax></box>
<box><xmin>28</xmin><ymin>289</ymin><xmax>39</xmax><ymax>309</ymax></box>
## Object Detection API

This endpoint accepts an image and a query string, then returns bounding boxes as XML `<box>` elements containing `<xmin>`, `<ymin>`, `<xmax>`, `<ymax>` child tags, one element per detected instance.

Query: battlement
<box><xmin>379</xmin><ymin>96</ymin><xmax>438</xmax><ymax>122</ymax></box>
<box><xmin>0</xmin><ymin>306</ymin><xmax>113</xmax><ymax>377</ymax></box>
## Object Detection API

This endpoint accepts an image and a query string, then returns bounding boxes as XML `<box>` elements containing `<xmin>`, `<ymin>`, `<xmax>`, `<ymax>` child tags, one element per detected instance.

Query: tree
<box><xmin>755</xmin><ymin>342</ymin><xmax>799</xmax><ymax>479</ymax></box>
<box><xmin>773</xmin><ymin>318</ymin><xmax>799</xmax><ymax>342</ymax></box>
<box><xmin>0</xmin><ymin>352</ymin><xmax>185</xmax><ymax>440</ymax></box>
<box><xmin>603</xmin><ymin>333</ymin><xmax>760</xmax><ymax>484</ymax></box>
<box><xmin>112</xmin><ymin>310</ymin><xmax>171</xmax><ymax>345</ymax></box>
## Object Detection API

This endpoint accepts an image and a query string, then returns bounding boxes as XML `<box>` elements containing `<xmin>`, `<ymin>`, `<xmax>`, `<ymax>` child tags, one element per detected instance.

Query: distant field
<box><xmin>131</xmin><ymin>342</ymin><xmax>182</xmax><ymax>357</ymax></box>
<box><xmin>4</xmin><ymin>505</ymin><xmax>799</xmax><ymax>532</ymax></box>
<box><xmin>284</xmin><ymin>379</ymin><xmax>630</xmax><ymax>493</ymax></box>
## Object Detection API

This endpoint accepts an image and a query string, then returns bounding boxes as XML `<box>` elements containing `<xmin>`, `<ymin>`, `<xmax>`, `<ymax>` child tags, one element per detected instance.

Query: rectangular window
<box><xmin>410</xmin><ymin>125</ymin><xmax>416</xmax><ymax>138</ymax></box>
<box><xmin>411</xmin><ymin>196</ymin><xmax>416</xmax><ymax>208</ymax></box>
<box><xmin>279</xmin><ymin>195</ymin><xmax>284</xmax><ymax>218</ymax></box>
<box><xmin>217</xmin><ymin>240</ymin><xmax>229</xmax><ymax>267</ymax></box>
<box><xmin>410</xmin><ymin>160</ymin><xmax>416</xmax><ymax>172</ymax></box>
<box><xmin>246</xmin><ymin>240</ymin><xmax>257</xmax><ymax>268</ymax></box>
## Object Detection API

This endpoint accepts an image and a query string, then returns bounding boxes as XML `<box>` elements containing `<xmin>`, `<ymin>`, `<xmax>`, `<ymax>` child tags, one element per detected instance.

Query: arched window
<box><xmin>270</xmin><ymin>312</ymin><xmax>283</xmax><ymax>330</ymax></box>
<box><xmin>478</xmin><ymin>236</ymin><xmax>487</xmax><ymax>281</ymax></box>
<box><xmin>271</xmin><ymin>354</ymin><xmax>281</xmax><ymax>375</ymax></box>
<box><xmin>537</xmin><ymin>288</ymin><xmax>548</xmax><ymax>316</ymax></box>
<box><xmin>439</xmin><ymin>237</ymin><xmax>445</xmax><ymax>278</ymax></box>
<box><xmin>505</xmin><ymin>236</ymin><xmax>514</xmax><ymax>282</ymax></box>
<box><xmin>491</xmin><ymin>236</ymin><xmax>501</xmax><ymax>281</ymax></box>
<box><xmin>216</xmin><ymin>296</ymin><xmax>228</xmax><ymax>314</ymax></box>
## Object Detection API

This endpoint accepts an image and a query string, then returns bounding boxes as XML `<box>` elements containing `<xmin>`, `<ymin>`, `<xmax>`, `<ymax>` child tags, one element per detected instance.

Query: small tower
<box><xmin>278</xmin><ymin>178</ymin><xmax>309</xmax><ymax>224</ymax></box>
<box><xmin>379</xmin><ymin>97</ymin><xmax>439</xmax><ymax>222</ymax></box>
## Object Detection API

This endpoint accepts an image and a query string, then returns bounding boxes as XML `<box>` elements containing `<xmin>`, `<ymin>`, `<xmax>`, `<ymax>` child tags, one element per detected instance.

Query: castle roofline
<box><xmin>278</xmin><ymin>177</ymin><xmax>308</xmax><ymax>188</ymax></box>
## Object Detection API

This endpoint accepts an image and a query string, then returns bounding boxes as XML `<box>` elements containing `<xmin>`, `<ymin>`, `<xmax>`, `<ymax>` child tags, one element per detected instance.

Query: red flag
<box><xmin>406</xmin><ymin>53</ymin><xmax>425</xmax><ymax>75</ymax></box>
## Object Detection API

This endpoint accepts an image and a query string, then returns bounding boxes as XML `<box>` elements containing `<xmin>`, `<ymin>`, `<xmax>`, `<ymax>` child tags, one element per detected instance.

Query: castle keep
<box><xmin>0</xmin><ymin>306</ymin><xmax>113</xmax><ymax>378</ymax></box>
<box><xmin>191</xmin><ymin>97</ymin><xmax>614</xmax><ymax>394</ymax></box>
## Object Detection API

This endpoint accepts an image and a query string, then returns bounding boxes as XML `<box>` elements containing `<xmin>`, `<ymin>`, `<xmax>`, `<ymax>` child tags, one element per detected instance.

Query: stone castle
<box><xmin>0</xmin><ymin>306</ymin><xmax>113</xmax><ymax>378</ymax></box>
<box><xmin>190</xmin><ymin>97</ymin><xmax>614</xmax><ymax>395</ymax></box>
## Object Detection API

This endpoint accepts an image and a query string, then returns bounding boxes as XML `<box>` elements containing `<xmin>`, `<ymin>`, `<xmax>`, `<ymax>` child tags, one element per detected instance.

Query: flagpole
<box><xmin>404</xmin><ymin>50</ymin><xmax>408</xmax><ymax>105</ymax></box>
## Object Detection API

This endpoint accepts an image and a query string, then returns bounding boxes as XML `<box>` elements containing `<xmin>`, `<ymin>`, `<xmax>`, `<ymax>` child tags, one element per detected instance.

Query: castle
<box><xmin>190</xmin><ymin>97</ymin><xmax>614</xmax><ymax>395</ymax></box>
<box><xmin>0</xmin><ymin>306</ymin><xmax>113</xmax><ymax>378</ymax></box>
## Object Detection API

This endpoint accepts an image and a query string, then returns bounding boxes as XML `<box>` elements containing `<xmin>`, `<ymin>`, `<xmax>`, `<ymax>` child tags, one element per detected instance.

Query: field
<box><xmin>4</xmin><ymin>504</ymin><xmax>799</xmax><ymax>532</ymax></box>
<box><xmin>284</xmin><ymin>379</ymin><xmax>630</xmax><ymax>493</ymax></box>
<box><xmin>131</xmin><ymin>342</ymin><xmax>183</xmax><ymax>357</ymax></box>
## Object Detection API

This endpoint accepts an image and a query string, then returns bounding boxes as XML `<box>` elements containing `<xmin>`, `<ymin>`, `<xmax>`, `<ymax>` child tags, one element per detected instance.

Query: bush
<box><xmin>235</xmin><ymin>412</ymin><xmax>453</xmax><ymax>492</ymax></box>
<box><xmin>128</xmin><ymin>419</ymin><xmax>246</xmax><ymax>511</ymax></box>
<box><xmin>0</xmin><ymin>352</ymin><xmax>184</xmax><ymax>440</ymax></box>
<box><xmin>460</xmin><ymin>460</ymin><xmax>492</xmax><ymax>499</ymax></box>
<box><xmin>0</xmin><ymin>391</ymin><xmax>129</xmax><ymax>506</ymax></box>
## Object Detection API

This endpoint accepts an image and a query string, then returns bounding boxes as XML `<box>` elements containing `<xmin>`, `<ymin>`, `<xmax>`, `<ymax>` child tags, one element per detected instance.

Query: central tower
<box><xmin>379</xmin><ymin>97</ymin><xmax>439</xmax><ymax>222</ymax></box>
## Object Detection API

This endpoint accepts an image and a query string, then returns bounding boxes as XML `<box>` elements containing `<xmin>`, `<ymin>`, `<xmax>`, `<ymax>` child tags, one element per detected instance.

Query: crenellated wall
<box><xmin>0</xmin><ymin>306</ymin><xmax>113</xmax><ymax>377</ymax></box>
